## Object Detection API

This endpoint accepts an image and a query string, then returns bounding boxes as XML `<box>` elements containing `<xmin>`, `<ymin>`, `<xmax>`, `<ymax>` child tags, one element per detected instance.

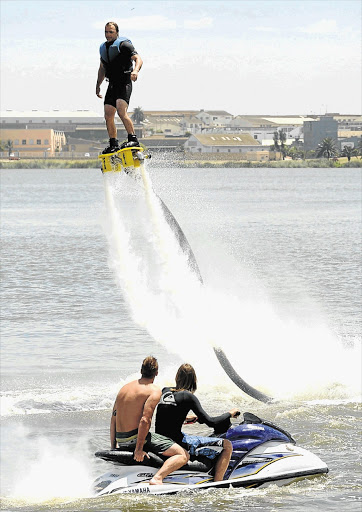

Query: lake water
<box><xmin>1</xmin><ymin>166</ymin><xmax>361</xmax><ymax>511</ymax></box>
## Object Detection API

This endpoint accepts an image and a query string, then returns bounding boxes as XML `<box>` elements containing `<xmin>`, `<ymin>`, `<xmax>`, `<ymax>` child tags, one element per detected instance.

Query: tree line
<box><xmin>270</xmin><ymin>130</ymin><xmax>361</xmax><ymax>161</ymax></box>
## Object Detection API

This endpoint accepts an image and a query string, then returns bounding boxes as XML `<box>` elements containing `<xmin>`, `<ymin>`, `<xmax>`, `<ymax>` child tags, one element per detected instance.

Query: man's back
<box><xmin>115</xmin><ymin>379</ymin><xmax>161</xmax><ymax>433</ymax></box>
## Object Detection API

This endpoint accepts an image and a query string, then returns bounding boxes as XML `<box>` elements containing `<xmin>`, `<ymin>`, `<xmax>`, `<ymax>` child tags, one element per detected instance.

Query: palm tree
<box><xmin>132</xmin><ymin>107</ymin><xmax>145</xmax><ymax>125</ymax></box>
<box><xmin>271</xmin><ymin>130</ymin><xmax>287</xmax><ymax>159</ymax></box>
<box><xmin>5</xmin><ymin>139</ymin><xmax>13</xmax><ymax>158</ymax></box>
<box><xmin>341</xmin><ymin>145</ymin><xmax>357</xmax><ymax>162</ymax></box>
<box><xmin>279</xmin><ymin>130</ymin><xmax>287</xmax><ymax>160</ymax></box>
<box><xmin>272</xmin><ymin>131</ymin><xmax>280</xmax><ymax>151</ymax></box>
<box><xmin>316</xmin><ymin>138</ymin><xmax>338</xmax><ymax>160</ymax></box>
<box><xmin>357</xmin><ymin>138</ymin><xmax>362</xmax><ymax>158</ymax></box>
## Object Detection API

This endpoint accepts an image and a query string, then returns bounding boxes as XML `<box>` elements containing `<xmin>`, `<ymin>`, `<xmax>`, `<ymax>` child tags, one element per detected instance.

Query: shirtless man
<box><xmin>110</xmin><ymin>356</ymin><xmax>189</xmax><ymax>485</ymax></box>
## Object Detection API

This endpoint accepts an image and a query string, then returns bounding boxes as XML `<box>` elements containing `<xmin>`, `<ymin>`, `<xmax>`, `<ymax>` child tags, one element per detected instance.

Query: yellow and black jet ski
<box><xmin>98</xmin><ymin>146</ymin><xmax>150</xmax><ymax>173</ymax></box>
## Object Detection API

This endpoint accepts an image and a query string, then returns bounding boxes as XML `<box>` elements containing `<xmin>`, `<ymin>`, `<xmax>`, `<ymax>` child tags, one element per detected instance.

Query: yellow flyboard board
<box><xmin>98</xmin><ymin>147</ymin><xmax>146</xmax><ymax>173</ymax></box>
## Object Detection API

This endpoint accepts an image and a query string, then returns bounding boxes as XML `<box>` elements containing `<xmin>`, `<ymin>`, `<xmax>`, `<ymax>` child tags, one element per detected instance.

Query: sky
<box><xmin>1</xmin><ymin>0</ymin><xmax>361</xmax><ymax>116</ymax></box>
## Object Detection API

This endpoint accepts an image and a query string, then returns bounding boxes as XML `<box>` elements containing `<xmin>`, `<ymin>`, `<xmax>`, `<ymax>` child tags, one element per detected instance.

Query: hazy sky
<box><xmin>1</xmin><ymin>0</ymin><xmax>361</xmax><ymax>116</ymax></box>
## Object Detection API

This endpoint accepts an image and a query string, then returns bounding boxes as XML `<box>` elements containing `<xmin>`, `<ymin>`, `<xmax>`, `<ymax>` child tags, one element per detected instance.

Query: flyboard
<box><xmin>99</xmin><ymin>147</ymin><xmax>272</xmax><ymax>403</ymax></box>
<box><xmin>99</xmin><ymin>145</ymin><xmax>148</xmax><ymax>174</ymax></box>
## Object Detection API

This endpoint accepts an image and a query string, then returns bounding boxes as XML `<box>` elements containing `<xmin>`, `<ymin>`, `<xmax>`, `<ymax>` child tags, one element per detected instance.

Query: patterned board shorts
<box><xmin>116</xmin><ymin>429</ymin><xmax>175</xmax><ymax>454</ymax></box>
<box><xmin>182</xmin><ymin>433</ymin><xmax>224</xmax><ymax>460</ymax></box>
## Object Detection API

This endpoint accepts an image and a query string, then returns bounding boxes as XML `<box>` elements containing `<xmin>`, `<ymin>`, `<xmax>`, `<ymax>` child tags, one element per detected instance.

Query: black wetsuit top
<box><xmin>155</xmin><ymin>388</ymin><xmax>231</xmax><ymax>445</ymax></box>
<box><xmin>101</xmin><ymin>40</ymin><xmax>138</xmax><ymax>84</ymax></box>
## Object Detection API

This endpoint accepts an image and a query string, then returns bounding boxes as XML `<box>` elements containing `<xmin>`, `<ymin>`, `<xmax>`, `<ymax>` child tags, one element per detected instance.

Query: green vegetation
<box><xmin>1</xmin><ymin>157</ymin><xmax>360</xmax><ymax>170</ymax></box>
<box><xmin>341</xmin><ymin>145</ymin><xmax>358</xmax><ymax>162</ymax></box>
<box><xmin>357</xmin><ymin>139</ymin><xmax>362</xmax><ymax>157</ymax></box>
<box><xmin>271</xmin><ymin>130</ymin><xmax>288</xmax><ymax>159</ymax></box>
<box><xmin>132</xmin><ymin>106</ymin><xmax>145</xmax><ymax>125</ymax></box>
<box><xmin>5</xmin><ymin>140</ymin><xmax>14</xmax><ymax>158</ymax></box>
<box><xmin>182</xmin><ymin>158</ymin><xmax>362</xmax><ymax>169</ymax></box>
<box><xmin>316</xmin><ymin>137</ymin><xmax>338</xmax><ymax>159</ymax></box>
<box><xmin>0</xmin><ymin>159</ymin><xmax>100</xmax><ymax>169</ymax></box>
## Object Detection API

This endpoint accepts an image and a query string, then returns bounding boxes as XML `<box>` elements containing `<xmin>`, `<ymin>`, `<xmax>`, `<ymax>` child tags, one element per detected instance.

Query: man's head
<box><xmin>141</xmin><ymin>356</ymin><xmax>159</xmax><ymax>379</ymax></box>
<box><xmin>105</xmin><ymin>22</ymin><xmax>119</xmax><ymax>43</ymax></box>
<box><xmin>175</xmin><ymin>363</ymin><xmax>197</xmax><ymax>392</ymax></box>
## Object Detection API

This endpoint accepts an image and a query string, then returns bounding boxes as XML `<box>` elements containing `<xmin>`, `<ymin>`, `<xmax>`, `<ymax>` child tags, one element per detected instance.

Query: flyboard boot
<box><xmin>102</xmin><ymin>138</ymin><xmax>121</xmax><ymax>154</ymax></box>
<box><xmin>98</xmin><ymin>137</ymin><xmax>150</xmax><ymax>174</ymax></box>
<box><xmin>120</xmin><ymin>133</ymin><xmax>140</xmax><ymax>149</ymax></box>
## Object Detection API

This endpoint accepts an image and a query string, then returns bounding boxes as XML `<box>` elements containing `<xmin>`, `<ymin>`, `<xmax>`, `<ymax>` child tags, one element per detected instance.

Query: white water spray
<box><xmin>103</xmin><ymin>165</ymin><xmax>361</xmax><ymax>401</ymax></box>
<box><xmin>2</xmin><ymin>426</ymin><xmax>93</xmax><ymax>503</ymax></box>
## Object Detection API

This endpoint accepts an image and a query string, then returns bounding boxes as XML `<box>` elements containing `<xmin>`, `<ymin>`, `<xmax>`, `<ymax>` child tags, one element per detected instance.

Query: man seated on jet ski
<box><xmin>155</xmin><ymin>363</ymin><xmax>240</xmax><ymax>481</ymax></box>
<box><xmin>110</xmin><ymin>356</ymin><xmax>189</xmax><ymax>485</ymax></box>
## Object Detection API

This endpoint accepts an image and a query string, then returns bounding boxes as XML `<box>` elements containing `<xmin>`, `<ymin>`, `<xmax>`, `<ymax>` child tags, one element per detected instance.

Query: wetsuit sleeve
<box><xmin>120</xmin><ymin>40</ymin><xmax>138</xmax><ymax>56</ymax></box>
<box><xmin>187</xmin><ymin>393</ymin><xmax>231</xmax><ymax>428</ymax></box>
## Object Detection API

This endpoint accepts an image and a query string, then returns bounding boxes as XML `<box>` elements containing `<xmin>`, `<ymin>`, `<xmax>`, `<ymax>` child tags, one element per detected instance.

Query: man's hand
<box><xmin>229</xmin><ymin>408</ymin><xmax>241</xmax><ymax>418</ymax></box>
<box><xmin>134</xmin><ymin>448</ymin><xmax>150</xmax><ymax>462</ymax></box>
<box><xmin>96</xmin><ymin>84</ymin><xmax>102</xmax><ymax>98</ymax></box>
<box><xmin>130</xmin><ymin>70</ymin><xmax>139</xmax><ymax>82</ymax></box>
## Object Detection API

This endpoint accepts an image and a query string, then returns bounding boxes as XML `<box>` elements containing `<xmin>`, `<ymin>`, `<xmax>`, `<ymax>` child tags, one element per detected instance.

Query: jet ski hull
<box><xmin>93</xmin><ymin>441</ymin><xmax>328</xmax><ymax>496</ymax></box>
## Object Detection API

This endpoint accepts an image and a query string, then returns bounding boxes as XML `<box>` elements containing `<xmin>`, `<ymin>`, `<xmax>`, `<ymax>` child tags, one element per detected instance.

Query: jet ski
<box><xmin>92</xmin><ymin>412</ymin><xmax>328</xmax><ymax>496</ymax></box>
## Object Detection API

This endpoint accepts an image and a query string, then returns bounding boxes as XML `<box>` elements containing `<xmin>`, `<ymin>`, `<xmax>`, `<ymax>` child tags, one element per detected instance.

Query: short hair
<box><xmin>141</xmin><ymin>356</ymin><xmax>158</xmax><ymax>378</ymax></box>
<box><xmin>105</xmin><ymin>21</ymin><xmax>119</xmax><ymax>34</ymax></box>
<box><xmin>175</xmin><ymin>363</ymin><xmax>197</xmax><ymax>393</ymax></box>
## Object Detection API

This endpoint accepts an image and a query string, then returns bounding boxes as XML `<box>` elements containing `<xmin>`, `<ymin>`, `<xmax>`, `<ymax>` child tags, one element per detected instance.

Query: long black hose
<box><xmin>213</xmin><ymin>347</ymin><xmax>273</xmax><ymax>403</ymax></box>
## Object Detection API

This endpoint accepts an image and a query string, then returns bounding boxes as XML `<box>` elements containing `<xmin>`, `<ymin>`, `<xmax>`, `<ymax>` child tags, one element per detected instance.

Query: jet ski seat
<box><xmin>95</xmin><ymin>450</ymin><xmax>213</xmax><ymax>473</ymax></box>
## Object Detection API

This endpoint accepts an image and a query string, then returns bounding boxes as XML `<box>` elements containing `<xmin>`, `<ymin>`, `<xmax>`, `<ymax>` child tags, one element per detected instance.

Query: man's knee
<box><xmin>117</xmin><ymin>110</ymin><xmax>129</xmax><ymax>122</ymax></box>
<box><xmin>163</xmin><ymin>444</ymin><xmax>189</xmax><ymax>463</ymax></box>
<box><xmin>116</xmin><ymin>101</ymin><xmax>129</xmax><ymax>119</ymax></box>
<box><xmin>104</xmin><ymin>112</ymin><xmax>115</xmax><ymax>122</ymax></box>
<box><xmin>104</xmin><ymin>106</ymin><xmax>116</xmax><ymax>121</ymax></box>
<box><xmin>173</xmin><ymin>445</ymin><xmax>190</xmax><ymax>463</ymax></box>
<box><xmin>181</xmin><ymin>447</ymin><xmax>190</xmax><ymax>464</ymax></box>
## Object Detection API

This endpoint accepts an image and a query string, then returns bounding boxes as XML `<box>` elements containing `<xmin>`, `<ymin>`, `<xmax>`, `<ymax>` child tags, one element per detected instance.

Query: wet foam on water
<box><xmin>1</xmin><ymin>423</ymin><xmax>94</xmax><ymax>502</ymax></box>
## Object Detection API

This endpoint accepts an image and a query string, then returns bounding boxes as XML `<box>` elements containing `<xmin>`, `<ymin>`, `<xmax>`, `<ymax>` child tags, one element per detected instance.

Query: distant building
<box><xmin>303</xmin><ymin>116</ymin><xmax>338</xmax><ymax>152</ymax></box>
<box><xmin>334</xmin><ymin>114</ymin><xmax>362</xmax><ymax>131</ymax></box>
<box><xmin>179</xmin><ymin>115</ymin><xmax>204</xmax><ymax>134</ymax></box>
<box><xmin>229</xmin><ymin>115</ymin><xmax>316</xmax><ymax>145</ymax></box>
<box><xmin>0</xmin><ymin>110</ymin><xmax>103</xmax><ymax>129</ymax></box>
<box><xmin>0</xmin><ymin>110</ymin><xmax>142</xmax><ymax>143</ymax></box>
<box><xmin>195</xmin><ymin>110</ymin><xmax>233</xmax><ymax>127</ymax></box>
<box><xmin>338</xmin><ymin>133</ymin><xmax>362</xmax><ymax>151</ymax></box>
<box><xmin>142</xmin><ymin>136</ymin><xmax>188</xmax><ymax>152</ymax></box>
<box><xmin>184</xmin><ymin>133</ymin><xmax>270</xmax><ymax>160</ymax></box>
<box><xmin>64</xmin><ymin>137</ymin><xmax>103</xmax><ymax>156</ymax></box>
<box><xmin>0</xmin><ymin>128</ymin><xmax>66</xmax><ymax>157</ymax></box>
<box><xmin>2</xmin><ymin>110</ymin><xmax>360</xmax><ymax>156</ymax></box>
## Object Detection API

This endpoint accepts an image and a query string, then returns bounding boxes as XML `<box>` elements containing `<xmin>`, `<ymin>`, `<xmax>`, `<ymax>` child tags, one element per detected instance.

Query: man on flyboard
<box><xmin>96</xmin><ymin>21</ymin><xmax>143</xmax><ymax>154</ymax></box>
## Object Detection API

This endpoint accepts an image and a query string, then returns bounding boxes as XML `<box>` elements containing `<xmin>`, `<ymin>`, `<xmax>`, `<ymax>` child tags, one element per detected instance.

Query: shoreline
<box><xmin>0</xmin><ymin>157</ymin><xmax>361</xmax><ymax>169</ymax></box>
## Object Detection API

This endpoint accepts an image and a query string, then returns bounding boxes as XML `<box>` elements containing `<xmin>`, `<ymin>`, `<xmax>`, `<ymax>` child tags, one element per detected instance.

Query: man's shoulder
<box><xmin>117</xmin><ymin>379</ymin><xmax>137</xmax><ymax>393</ymax></box>
<box><xmin>119</xmin><ymin>39</ymin><xmax>136</xmax><ymax>53</ymax></box>
<box><xmin>149</xmin><ymin>383</ymin><xmax>162</xmax><ymax>396</ymax></box>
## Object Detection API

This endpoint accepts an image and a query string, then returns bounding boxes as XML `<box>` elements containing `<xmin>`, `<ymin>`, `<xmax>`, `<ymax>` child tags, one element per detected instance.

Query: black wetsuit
<box><xmin>101</xmin><ymin>39</ymin><xmax>138</xmax><ymax>106</ymax></box>
<box><xmin>155</xmin><ymin>388</ymin><xmax>231</xmax><ymax>446</ymax></box>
